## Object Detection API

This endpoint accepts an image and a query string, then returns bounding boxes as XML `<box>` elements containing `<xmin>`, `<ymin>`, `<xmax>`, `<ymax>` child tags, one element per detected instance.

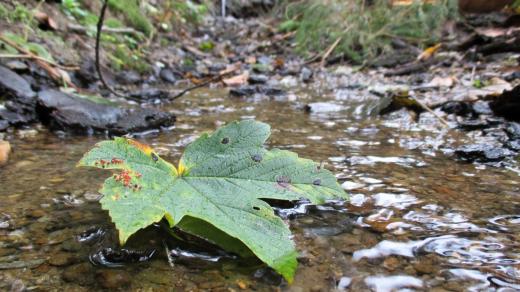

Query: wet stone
<box><xmin>229</xmin><ymin>85</ymin><xmax>286</xmax><ymax>98</ymax></box>
<box><xmin>128</xmin><ymin>88</ymin><xmax>170</xmax><ymax>101</ymax></box>
<box><xmin>457</xmin><ymin>119</ymin><xmax>490</xmax><ymax>130</ymax></box>
<box><xmin>90</xmin><ymin>248</ymin><xmax>155</xmax><ymax>267</ymax></box>
<box><xmin>61</xmin><ymin>239</ymin><xmax>82</xmax><ymax>252</ymax></box>
<box><xmin>37</xmin><ymin>89</ymin><xmax>176</xmax><ymax>134</ymax></box>
<box><xmin>159</xmin><ymin>68</ymin><xmax>177</xmax><ymax>83</ymax></box>
<box><xmin>77</xmin><ymin>227</ymin><xmax>106</xmax><ymax>244</ymax></box>
<box><xmin>505</xmin><ymin>139</ymin><xmax>520</xmax><ymax>151</ymax></box>
<box><xmin>0</xmin><ymin>140</ymin><xmax>11</xmax><ymax>166</ymax></box>
<box><xmin>248</xmin><ymin>74</ymin><xmax>268</xmax><ymax>84</ymax></box>
<box><xmin>5</xmin><ymin>60</ymin><xmax>29</xmax><ymax>72</ymax></box>
<box><xmin>97</xmin><ymin>269</ymin><xmax>131</xmax><ymax>289</ymax></box>
<box><xmin>383</xmin><ymin>256</ymin><xmax>401</xmax><ymax>271</ymax></box>
<box><xmin>49</xmin><ymin>252</ymin><xmax>76</xmax><ymax>267</ymax></box>
<box><xmin>116</xmin><ymin>70</ymin><xmax>141</xmax><ymax>85</ymax></box>
<box><xmin>0</xmin><ymin>66</ymin><xmax>37</xmax><ymax>125</ymax></box>
<box><xmin>300</xmin><ymin>67</ymin><xmax>313</xmax><ymax>82</ymax></box>
<box><xmin>472</xmin><ymin>101</ymin><xmax>492</xmax><ymax>115</ymax></box>
<box><xmin>412</xmin><ymin>256</ymin><xmax>437</xmax><ymax>275</ymax></box>
<box><xmin>62</xmin><ymin>263</ymin><xmax>95</xmax><ymax>285</ymax></box>
<box><xmin>26</xmin><ymin>209</ymin><xmax>46</xmax><ymax>218</ymax></box>
<box><xmin>455</xmin><ymin>144</ymin><xmax>512</xmax><ymax>162</ymax></box>
<box><xmin>440</xmin><ymin>101</ymin><xmax>473</xmax><ymax>116</ymax></box>
<box><xmin>0</xmin><ymin>120</ymin><xmax>8</xmax><ymax>131</ymax></box>
<box><xmin>490</xmin><ymin>84</ymin><xmax>520</xmax><ymax>122</ymax></box>
<box><xmin>506</xmin><ymin>122</ymin><xmax>520</xmax><ymax>139</ymax></box>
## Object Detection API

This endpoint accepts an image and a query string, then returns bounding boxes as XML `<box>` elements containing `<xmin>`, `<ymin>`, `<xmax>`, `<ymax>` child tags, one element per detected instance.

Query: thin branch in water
<box><xmin>95</xmin><ymin>0</ymin><xmax>124</xmax><ymax>97</ymax></box>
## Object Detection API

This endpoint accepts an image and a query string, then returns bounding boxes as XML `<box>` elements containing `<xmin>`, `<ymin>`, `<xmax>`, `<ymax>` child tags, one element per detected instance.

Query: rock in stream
<box><xmin>37</xmin><ymin>90</ymin><xmax>176</xmax><ymax>134</ymax></box>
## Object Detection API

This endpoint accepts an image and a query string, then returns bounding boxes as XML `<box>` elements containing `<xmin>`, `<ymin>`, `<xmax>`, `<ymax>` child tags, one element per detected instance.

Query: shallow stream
<box><xmin>1</xmin><ymin>86</ymin><xmax>519</xmax><ymax>291</ymax></box>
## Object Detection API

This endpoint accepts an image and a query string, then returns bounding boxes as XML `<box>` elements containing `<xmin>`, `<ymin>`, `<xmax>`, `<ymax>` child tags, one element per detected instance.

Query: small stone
<box><xmin>61</xmin><ymin>239</ymin><xmax>82</xmax><ymax>252</ymax></box>
<box><xmin>337</xmin><ymin>277</ymin><xmax>352</xmax><ymax>290</ymax></box>
<box><xmin>300</xmin><ymin>67</ymin><xmax>313</xmax><ymax>82</ymax></box>
<box><xmin>412</xmin><ymin>256</ymin><xmax>436</xmax><ymax>275</ymax></box>
<box><xmin>505</xmin><ymin>139</ymin><xmax>520</xmax><ymax>151</ymax></box>
<box><xmin>506</xmin><ymin>122</ymin><xmax>520</xmax><ymax>139</ymax></box>
<box><xmin>49</xmin><ymin>252</ymin><xmax>75</xmax><ymax>267</ymax></box>
<box><xmin>443</xmin><ymin>281</ymin><xmax>464</xmax><ymax>291</ymax></box>
<box><xmin>0</xmin><ymin>140</ymin><xmax>11</xmax><ymax>166</ymax></box>
<box><xmin>6</xmin><ymin>60</ymin><xmax>29</xmax><ymax>72</ymax></box>
<box><xmin>0</xmin><ymin>120</ymin><xmax>8</xmax><ymax>131</ymax></box>
<box><xmin>26</xmin><ymin>209</ymin><xmax>46</xmax><ymax>218</ymax></box>
<box><xmin>159</xmin><ymin>68</ymin><xmax>177</xmax><ymax>83</ymax></box>
<box><xmin>455</xmin><ymin>144</ymin><xmax>512</xmax><ymax>162</ymax></box>
<box><xmin>83</xmin><ymin>191</ymin><xmax>102</xmax><ymax>202</ymax></box>
<box><xmin>280</xmin><ymin>76</ymin><xmax>298</xmax><ymax>87</ymax></box>
<box><xmin>383</xmin><ymin>256</ymin><xmax>401</xmax><ymax>271</ymax></box>
<box><xmin>248</xmin><ymin>74</ymin><xmax>268</xmax><ymax>84</ymax></box>
<box><xmin>236</xmin><ymin>279</ymin><xmax>248</xmax><ymax>289</ymax></box>
<box><xmin>10</xmin><ymin>279</ymin><xmax>25</xmax><ymax>292</ymax></box>
<box><xmin>97</xmin><ymin>270</ymin><xmax>131</xmax><ymax>289</ymax></box>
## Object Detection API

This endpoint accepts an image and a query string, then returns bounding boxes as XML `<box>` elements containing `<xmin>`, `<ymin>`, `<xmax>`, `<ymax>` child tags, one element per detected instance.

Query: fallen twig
<box><xmin>410</xmin><ymin>96</ymin><xmax>450</xmax><ymax>127</ymax></box>
<box><xmin>0</xmin><ymin>34</ymin><xmax>78</xmax><ymax>89</ymax></box>
<box><xmin>0</xmin><ymin>53</ymin><xmax>79</xmax><ymax>70</ymax></box>
<box><xmin>320</xmin><ymin>36</ymin><xmax>342</xmax><ymax>67</ymax></box>
<box><xmin>95</xmin><ymin>0</ymin><xmax>124</xmax><ymax>97</ymax></box>
<box><xmin>384</xmin><ymin>57</ymin><xmax>437</xmax><ymax>76</ymax></box>
<box><xmin>68</xmin><ymin>24</ymin><xmax>144</xmax><ymax>37</ymax></box>
<box><xmin>168</xmin><ymin>64</ymin><xmax>240</xmax><ymax>101</ymax></box>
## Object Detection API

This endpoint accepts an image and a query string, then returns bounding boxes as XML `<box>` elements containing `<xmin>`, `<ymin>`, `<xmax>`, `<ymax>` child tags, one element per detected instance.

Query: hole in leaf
<box><xmin>151</xmin><ymin>153</ymin><xmax>159</xmax><ymax>162</ymax></box>
<box><xmin>276</xmin><ymin>175</ymin><xmax>291</xmax><ymax>184</ymax></box>
<box><xmin>253</xmin><ymin>206</ymin><xmax>260</xmax><ymax>210</ymax></box>
<box><xmin>221</xmin><ymin>137</ymin><xmax>230</xmax><ymax>144</ymax></box>
<box><xmin>251</xmin><ymin>154</ymin><xmax>262</xmax><ymax>162</ymax></box>
<box><xmin>313</xmin><ymin>178</ymin><xmax>321</xmax><ymax>186</ymax></box>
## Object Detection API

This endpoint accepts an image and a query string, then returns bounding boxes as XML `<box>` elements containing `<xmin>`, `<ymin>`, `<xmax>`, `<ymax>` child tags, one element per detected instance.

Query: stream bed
<box><xmin>0</xmin><ymin>86</ymin><xmax>519</xmax><ymax>291</ymax></box>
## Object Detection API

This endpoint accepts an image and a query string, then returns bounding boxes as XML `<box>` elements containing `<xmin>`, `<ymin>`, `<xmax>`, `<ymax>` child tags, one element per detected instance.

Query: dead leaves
<box><xmin>33</xmin><ymin>11</ymin><xmax>58</xmax><ymax>31</ymax></box>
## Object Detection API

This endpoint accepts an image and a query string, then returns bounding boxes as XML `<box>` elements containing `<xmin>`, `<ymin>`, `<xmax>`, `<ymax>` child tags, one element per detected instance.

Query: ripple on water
<box><xmin>346</xmin><ymin>155</ymin><xmax>427</xmax><ymax>167</ymax></box>
<box><xmin>488</xmin><ymin>215</ymin><xmax>520</xmax><ymax>232</ymax></box>
<box><xmin>353</xmin><ymin>235</ymin><xmax>519</xmax><ymax>266</ymax></box>
<box><xmin>403</xmin><ymin>210</ymin><xmax>493</xmax><ymax>234</ymax></box>
<box><xmin>372</xmin><ymin>193</ymin><xmax>420</xmax><ymax>210</ymax></box>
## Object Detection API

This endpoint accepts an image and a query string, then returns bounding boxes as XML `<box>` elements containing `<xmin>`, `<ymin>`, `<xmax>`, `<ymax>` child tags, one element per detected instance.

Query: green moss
<box><xmin>0</xmin><ymin>3</ymin><xmax>8</xmax><ymax>20</ymax></box>
<box><xmin>108</xmin><ymin>0</ymin><xmax>153</xmax><ymax>37</ymax></box>
<box><xmin>110</xmin><ymin>44</ymin><xmax>150</xmax><ymax>73</ymax></box>
<box><xmin>12</xmin><ymin>3</ymin><xmax>33</xmax><ymax>24</ymax></box>
<box><xmin>199</xmin><ymin>40</ymin><xmax>214</xmax><ymax>52</ymax></box>
<box><xmin>1</xmin><ymin>32</ymin><xmax>53</xmax><ymax>61</ymax></box>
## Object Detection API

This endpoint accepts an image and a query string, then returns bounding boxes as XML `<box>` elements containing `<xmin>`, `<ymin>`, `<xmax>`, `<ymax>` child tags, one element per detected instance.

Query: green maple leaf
<box><xmin>78</xmin><ymin>120</ymin><xmax>347</xmax><ymax>282</ymax></box>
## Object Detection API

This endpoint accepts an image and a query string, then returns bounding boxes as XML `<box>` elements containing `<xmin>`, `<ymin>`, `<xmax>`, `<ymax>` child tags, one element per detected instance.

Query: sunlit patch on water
<box><xmin>364</xmin><ymin>275</ymin><xmax>424</xmax><ymax>291</ymax></box>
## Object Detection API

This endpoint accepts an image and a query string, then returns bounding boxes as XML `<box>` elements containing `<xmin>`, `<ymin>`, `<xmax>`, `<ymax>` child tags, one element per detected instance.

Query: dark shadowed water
<box><xmin>0</xmin><ymin>87</ymin><xmax>519</xmax><ymax>291</ymax></box>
